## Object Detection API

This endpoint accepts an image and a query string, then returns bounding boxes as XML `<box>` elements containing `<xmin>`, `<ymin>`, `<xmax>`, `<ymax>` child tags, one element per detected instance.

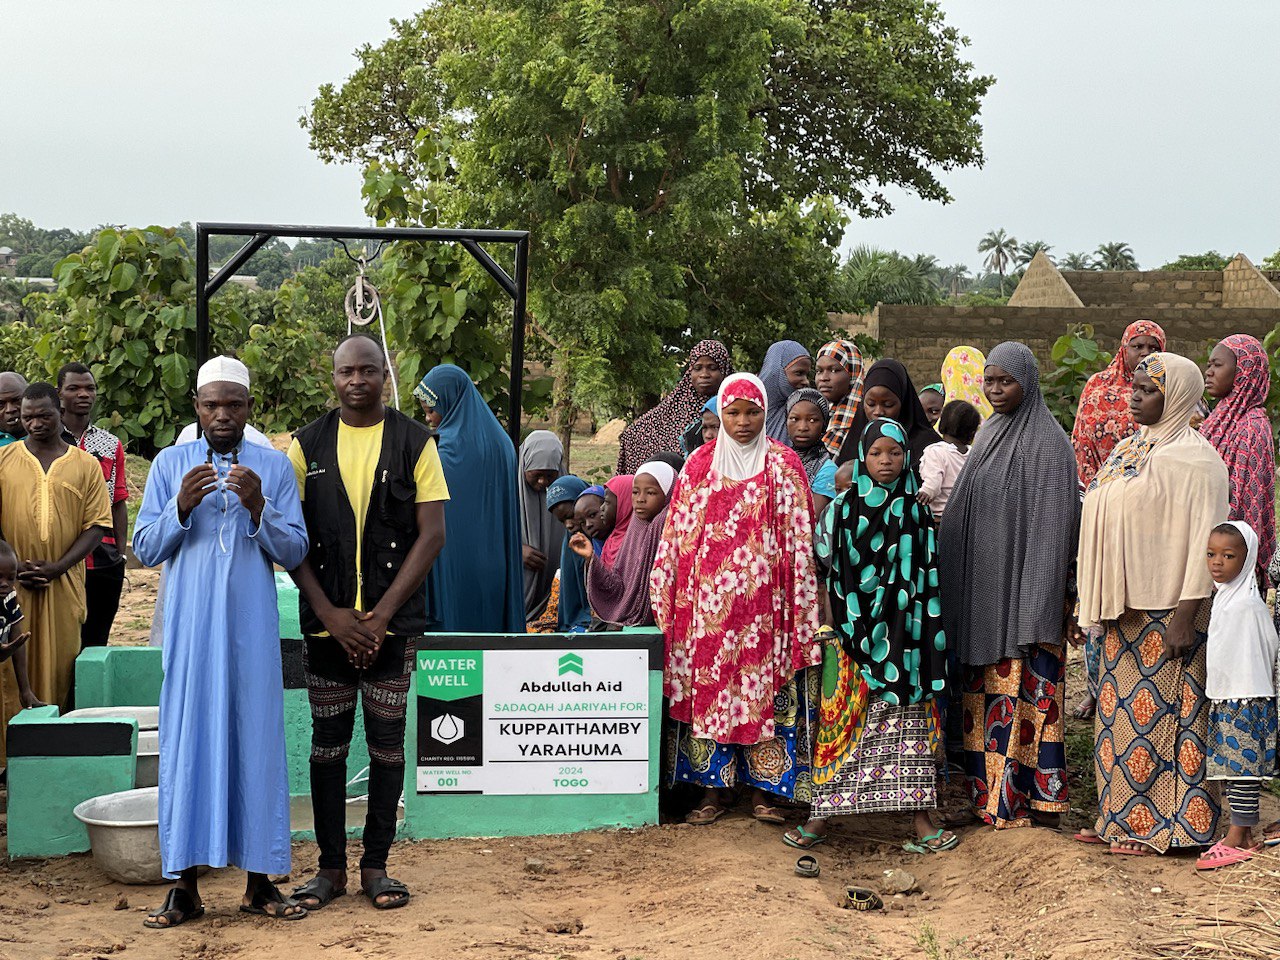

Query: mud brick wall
<box><xmin>1058</xmin><ymin>271</ymin><xmax>1224</xmax><ymax>309</ymax></box>
<box><xmin>865</xmin><ymin>305</ymin><xmax>1280</xmax><ymax>385</ymax></box>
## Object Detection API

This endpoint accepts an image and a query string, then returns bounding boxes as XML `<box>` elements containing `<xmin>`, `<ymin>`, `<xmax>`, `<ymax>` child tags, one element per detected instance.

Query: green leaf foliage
<box><xmin>1042</xmin><ymin>324</ymin><xmax>1113</xmax><ymax>431</ymax></box>
<box><xmin>302</xmin><ymin>0</ymin><xmax>992</xmax><ymax>418</ymax></box>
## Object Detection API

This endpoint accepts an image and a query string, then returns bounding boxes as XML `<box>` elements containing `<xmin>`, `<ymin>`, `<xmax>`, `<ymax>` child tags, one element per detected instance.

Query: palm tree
<box><xmin>837</xmin><ymin>245</ymin><xmax>940</xmax><ymax>311</ymax></box>
<box><xmin>978</xmin><ymin>229</ymin><xmax>1018</xmax><ymax>294</ymax></box>
<box><xmin>937</xmin><ymin>263</ymin><xmax>972</xmax><ymax>298</ymax></box>
<box><xmin>1016</xmin><ymin>240</ymin><xmax>1053</xmax><ymax>268</ymax></box>
<box><xmin>1059</xmin><ymin>251</ymin><xmax>1094</xmax><ymax>270</ymax></box>
<box><xmin>1094</xmin><ymin>242</ymin><xmax>1138</xmax><ymax>271</ymax></box>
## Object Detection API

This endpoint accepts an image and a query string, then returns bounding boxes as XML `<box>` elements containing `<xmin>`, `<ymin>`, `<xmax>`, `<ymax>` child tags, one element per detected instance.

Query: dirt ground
<box><xmin>2</xmin><ymin>791</ymin><xmax>1278</xmax><ymax>960</ymax></box>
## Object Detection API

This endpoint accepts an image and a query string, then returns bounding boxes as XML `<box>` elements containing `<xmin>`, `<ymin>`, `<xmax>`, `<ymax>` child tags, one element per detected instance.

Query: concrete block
<box><xmin>74</xmin><ymin>646</ymin><xmax>163</xmax><ymax>709</ymax></box>
<box><xmin>7</xmin><ymin>708</ymin><xmax>138</xmax><ymax>858</ymax></box>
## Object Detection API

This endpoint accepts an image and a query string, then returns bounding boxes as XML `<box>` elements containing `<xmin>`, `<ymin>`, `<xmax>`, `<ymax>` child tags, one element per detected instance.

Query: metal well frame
<box><xmin>194</xmin><ymin>222</ymin><xmax>530</xmax><ymax>447</ymax></box>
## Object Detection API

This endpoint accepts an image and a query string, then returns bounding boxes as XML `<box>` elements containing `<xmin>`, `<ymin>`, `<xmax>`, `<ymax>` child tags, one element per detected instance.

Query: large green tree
<box><xmin>834</xmin><ymin>245</ymin><xmax>942</xmax><ymax>312</ymax></box>
<box><xmin>1159</xmin><ymin>251</ymin><xmax>1229</xmax><ymax>271</ymax></box>
<box><xmin>303</xmin><ymin>0</ymin><xmax>992</xmax><ymax>423</ymax></box>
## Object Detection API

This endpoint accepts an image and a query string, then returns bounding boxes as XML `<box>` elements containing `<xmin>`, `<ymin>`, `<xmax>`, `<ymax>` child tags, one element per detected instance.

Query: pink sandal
<box><xmin>1195</xmin><ymin>840</ymin><xmax>1260</xmax><ymax>870</ymax></box>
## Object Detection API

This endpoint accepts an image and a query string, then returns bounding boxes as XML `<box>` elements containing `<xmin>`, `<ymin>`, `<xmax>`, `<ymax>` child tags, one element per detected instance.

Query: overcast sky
<box><xmin>4</xmin><ymin>2</ymin><xmax>1278</xmax><ymax>272</ymax></box>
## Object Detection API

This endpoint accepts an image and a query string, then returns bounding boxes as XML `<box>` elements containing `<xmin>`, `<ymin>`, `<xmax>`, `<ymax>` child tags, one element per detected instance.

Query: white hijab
<box><xmin>1206</xmin><ymin>520</ymin><xmax>1279</xmax><ymax>700</ymax></box>
<box><xmin>711</xmin><ymin>373</ymin><xmax>770</xmax><ymax>482</ymax></box>
<box><xmin>635</xmin><ymin>460</ymin><xmax>677</xmax><ymax>495</ymax></box>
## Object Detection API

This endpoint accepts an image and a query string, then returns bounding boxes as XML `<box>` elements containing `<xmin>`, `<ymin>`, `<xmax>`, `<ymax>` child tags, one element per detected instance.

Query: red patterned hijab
<box><xmin>1070</xmin><ymin>320</ymin><xmax>1166</xmax><ymax>487</ymax></box>
<box><xmin>1200</xmin><ymin>333</ymin><xmax>1276</xmax><ymax>575</ymax></box>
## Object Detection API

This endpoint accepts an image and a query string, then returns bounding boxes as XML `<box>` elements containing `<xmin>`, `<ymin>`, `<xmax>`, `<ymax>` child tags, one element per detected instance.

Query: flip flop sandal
<box><xmin>240</xmin><ymin>882</ymin><xmax>308</xmax><ymax>920</ymax></box>
<box><xmin>1108</xmin><ymin>842</ymin><xmax>1155</xmax><ymax>857</ymax></box>
<box><xmin>686</xmin><ymin>803</ymin><xmax>728</xmax><ymax>826</ymax></box>
<box><xmin>782</xmin><ymin>826</ymin><xmax>827</xmax><ymax>850</ymax></box>
<box><xmin>292</xmin><ymin>875</ymin><xmax>346</xmax><ymax>910</ymax></box>
<box><xmin>843</xmin><ymin>886</ymin><xmax>883</xmax><ymax>912</ymax></box>
<box><xmin>1073</xmin><ymin>832</ymin><xmax>1106</xmax><ymax>845</ymax></box>
<box><xmin>753</xmin><ymin>804</ymin><xmax>786</xmax><ymax>825</ymax></box>
<box><xmin>144</xmin><ymin>887</ymin><xmax>205</xmax><ymax>930</ymax></box>
<box><xmin>1262</xmin><ymin>821</ymin><xmax>1280</xmax><ymax>847</ymax></box>
<box><xmin>794</xmin><ymin>855</ymin><xmax>820</xmax><ymax>879</ymax></box>
<box><xmin>903</xmin><ymin>828</ymin><xmax>959</xmax><ymax>854</ymax></box>
<box><xmin>363</xmin><ymin>876</ymin><xmax>411</xmax><ymax>910</ymax></box>
<box><xmin>1195</xmin><ymin>840</ymin><xmax>1260</xmax><ymax>871</ymax></box>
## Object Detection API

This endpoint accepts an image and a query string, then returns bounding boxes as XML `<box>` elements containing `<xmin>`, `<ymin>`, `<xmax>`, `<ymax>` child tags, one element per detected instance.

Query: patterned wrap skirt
<box><xmin>962</xmin><ymin>644</ymin><xmax>1069</xmax><ymax>829</ymax></box>
<box><xmin>670</xmin><ymin>669</ymin><xmax>819</xmax><ymax>802</ymax></box>
<box><xmin>810</xmin><ymin>698</ymin><xmax>941</xmax><ymax>818</ymax></box>
<box><xmin>1207</xmin><ymin>697</ymin><xmax>1278</xmax><ymax>781</ymax></box>
<box><xmin>1094</xmin><ymin>603</ymin><xmax>1219</xmax><ymax>851</ymax></box>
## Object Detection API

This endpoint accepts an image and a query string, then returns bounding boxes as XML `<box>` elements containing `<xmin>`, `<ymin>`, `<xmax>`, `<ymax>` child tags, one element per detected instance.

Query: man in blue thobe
<box><xmin>133</xmin><ymin>356</ymin><xmax>310</xmax><ymax>928</ymax></box>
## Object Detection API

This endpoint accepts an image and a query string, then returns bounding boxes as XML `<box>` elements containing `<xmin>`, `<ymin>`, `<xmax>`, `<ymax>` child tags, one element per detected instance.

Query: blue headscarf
<box><xmin>576</xmin><ymin>486</ymin><xmax>607</xmax><ymax>556</ymax></box>
<box><xmin>417</xmin><ymin>365</ymin><xmax>524</xmax><ymax>632</ymax></box>
<box><xmin>546</xmin><ymin>476</ymin><xmax>592</xmax><ymax>632</ymax></box>
<box><xmin>680</xmin><ymin>395</ymin><xmax>721</xmax><ymax>457</ymax></box>
<box><xmin>758</xmin><ymin>340</ymin><xmax>811</xmax><ymax>443</ymax></box>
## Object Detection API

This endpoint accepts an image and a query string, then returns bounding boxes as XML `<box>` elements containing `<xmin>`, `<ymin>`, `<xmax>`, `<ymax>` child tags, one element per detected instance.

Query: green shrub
<box><xmin>1042</xmin><ymin>323</ymin><xmax>1112</xmax><ymax>432</ymax></box>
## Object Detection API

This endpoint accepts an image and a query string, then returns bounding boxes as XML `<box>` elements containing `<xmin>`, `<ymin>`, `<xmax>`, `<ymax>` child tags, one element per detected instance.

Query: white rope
<box><xmin>344</xmin><ymin>262</ymin><xmax>399</xmax><ymax>409</ymax></box>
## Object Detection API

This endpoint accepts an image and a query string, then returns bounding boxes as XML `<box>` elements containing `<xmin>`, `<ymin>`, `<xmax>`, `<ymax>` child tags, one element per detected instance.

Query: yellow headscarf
<box><xmin>941</xmin><ymin>345</ymin><xmax>994</xmax><ymax>420</ymax></box>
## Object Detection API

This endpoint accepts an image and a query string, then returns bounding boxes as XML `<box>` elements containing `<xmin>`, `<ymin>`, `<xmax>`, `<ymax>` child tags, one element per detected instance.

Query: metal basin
<box><xmin>63</xmin><ymin>706</ymin><xmax>159</xmax><ymax>730</ymax></box>
<box><xmin>73</xmin><ymin>787</ymin><xmax>170</xmax><ymax>884</ymax></box>
<box><xmin>135</xmin><ymin>729</ymin><xmax>159</xmax><ymax>788</ymax></box>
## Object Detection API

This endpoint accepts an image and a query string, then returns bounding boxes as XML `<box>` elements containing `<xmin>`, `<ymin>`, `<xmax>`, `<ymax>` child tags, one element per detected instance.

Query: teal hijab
<box><xmin>820</xmin><ymin>418</ymin><xmax>947</xmax><ymax>705</ymax></box>
<box><xmin>417</xmin><ymin>364</ymin><xmax>524</xmax><ymax>632</ymax></box>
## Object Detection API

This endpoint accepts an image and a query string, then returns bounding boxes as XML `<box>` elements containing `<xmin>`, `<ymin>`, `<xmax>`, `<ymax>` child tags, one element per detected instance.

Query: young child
<box><xmin>916</xmin><ymin>399</ymin><xmax>981</xmax><ymax>522</ymax></box>
<box><xmin>535</xmin><ymin>476</ymin><xmax>592</xmax><ymax>634</ymax></box>
<box><xmin>785</xmin><ymin>388</ymin><xmax>831</xmax><ymax>482</ymax></box>
<box><xmin>787</xmin><ymin>418</ymin><xmax>953</xmax><ymax>853</ymax></box>
<box><xmin>1197</xmin><ymin>520</ymin><xmax>1280</xmax><ymax>869</ymax></box>
<box><xmin>599</xmin><ymin>475</ymin><xmax>634</xmax><ymax>567</ymax></box>
<box><xmin>920</xmin><ymin>385</ymin><xmax>945</xmax><ymax>427</ymax></box>
<box><xmin>570</xmin><ymin>462</ymin><xmax>674</xmax><ymax>627</ymax></box>
<box><xmin>681</xmin><ymin>397</ymin><xmax>720</xmax><ymax>457</ymax></box>
<box><xmin>574</xmin><ymin>486</ymin><xmax>609</xmax><ymax>547</ymax></box>
<box><xmin>0</xmin><ymin>539</ymin><xmax>40</xmax><ymax>713</ymax></box>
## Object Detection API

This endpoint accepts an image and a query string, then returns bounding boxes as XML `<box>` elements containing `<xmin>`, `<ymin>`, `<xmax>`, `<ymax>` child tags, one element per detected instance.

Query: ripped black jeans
<box><xmin>303</xmin><ymin>635</ymin><xmax>415</xmax><ymax>872</ymax></box>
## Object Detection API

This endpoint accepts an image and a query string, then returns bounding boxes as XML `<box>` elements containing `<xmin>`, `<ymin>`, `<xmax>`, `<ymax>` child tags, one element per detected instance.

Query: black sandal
<box><xmin>144</xmin><ymin>887</ymin><xmax>205</xmax><ymax>929</ymax></box>
<box><xmin>363</xmin><ymin>876</ymin><xmax>410</xmax><ymax>910</ymax></box>
<box><xmin>293</xmin><ymin>875</ymin><xmax>346</xmax><ymax>910</ymax></box>
<box><xmin>240</xmin><ymin>881</ymin><xmax>308</xmax><ymax>920</ymax></box>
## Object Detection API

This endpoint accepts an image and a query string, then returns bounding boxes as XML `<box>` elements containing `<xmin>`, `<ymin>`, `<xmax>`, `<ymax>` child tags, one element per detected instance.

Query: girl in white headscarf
<box><xmin>1196</xmin><ymin>520</ymin><xmax>1279</xmax><ymax>868</ymax></box>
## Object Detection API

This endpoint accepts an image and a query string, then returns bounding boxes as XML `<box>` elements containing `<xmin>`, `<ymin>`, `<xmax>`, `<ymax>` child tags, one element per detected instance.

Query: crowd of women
<box><xmin>412</xmin><ymin>322</ymin><xmax>1280</xmax><ymax>869</ymax></box>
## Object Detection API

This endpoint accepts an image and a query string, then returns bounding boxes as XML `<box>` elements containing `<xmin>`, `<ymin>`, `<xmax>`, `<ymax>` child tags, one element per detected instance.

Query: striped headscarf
<box><xmin>817</xmin><ymin>339</ymin><xmax>865</xmax><ymax>457</ymax></box>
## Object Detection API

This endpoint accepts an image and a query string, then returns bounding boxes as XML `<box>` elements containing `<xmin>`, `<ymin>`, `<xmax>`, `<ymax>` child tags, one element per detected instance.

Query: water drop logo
<box><xmin>430</xmin><ymin>712</ymin><xmax>465</xmax><ymax>745</ymax></box>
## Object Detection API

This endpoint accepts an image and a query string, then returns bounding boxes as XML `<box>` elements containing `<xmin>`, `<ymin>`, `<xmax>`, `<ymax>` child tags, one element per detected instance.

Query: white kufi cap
<box><xmin>196</xmin><ymin>355</ymin><xmax>251</xmax><ymax>390</ymax></box>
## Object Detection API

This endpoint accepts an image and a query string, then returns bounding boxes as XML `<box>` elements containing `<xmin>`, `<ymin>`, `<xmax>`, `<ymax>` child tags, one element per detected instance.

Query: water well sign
<box><xmin>416</xmin><ymin>644</ymin><xmax>651</xmax><ymax>796</ymax></box>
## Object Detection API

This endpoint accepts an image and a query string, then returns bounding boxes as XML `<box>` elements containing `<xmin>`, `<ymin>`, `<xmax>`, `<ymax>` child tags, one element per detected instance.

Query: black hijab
<box><xmin>835</xmin><ymin>359</ymin><xmax>939</xmax><ymax>470</ymax></box>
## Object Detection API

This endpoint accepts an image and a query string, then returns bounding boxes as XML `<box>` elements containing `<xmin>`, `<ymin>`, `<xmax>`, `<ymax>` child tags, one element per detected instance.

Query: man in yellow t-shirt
<box><xmin>287</xmin><ymin>334</ymin><xmax>447</xmax><ymax>912</ymax></box>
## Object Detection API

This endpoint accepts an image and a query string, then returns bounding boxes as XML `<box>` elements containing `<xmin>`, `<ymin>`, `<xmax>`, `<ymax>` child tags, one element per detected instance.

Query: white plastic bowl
<box><xmin>73</xmin><ymin>787</ymin><xmax>165</xmax><ymax>884</ymax></box>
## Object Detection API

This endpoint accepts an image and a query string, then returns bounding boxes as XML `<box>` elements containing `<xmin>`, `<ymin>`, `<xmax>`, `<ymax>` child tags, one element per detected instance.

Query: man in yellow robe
<box><xmin>0</xmin><ymin>382</ymin><xmax>110</xmax><ymax>724</ymax></box>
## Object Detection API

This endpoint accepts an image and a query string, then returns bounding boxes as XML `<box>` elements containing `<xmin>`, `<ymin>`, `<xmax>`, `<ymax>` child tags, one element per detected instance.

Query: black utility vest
<box><xmin>294</xmin><ymin>408</ymin><xmax>431</xmax><ymax>636</ymax></box>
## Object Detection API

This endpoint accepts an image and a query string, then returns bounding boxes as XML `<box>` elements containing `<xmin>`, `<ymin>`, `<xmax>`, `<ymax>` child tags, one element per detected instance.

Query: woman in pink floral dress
<box><xmin>651</xmin><ymin>373</ymin><xmax>823</xmax><ymax>825</ymax></box>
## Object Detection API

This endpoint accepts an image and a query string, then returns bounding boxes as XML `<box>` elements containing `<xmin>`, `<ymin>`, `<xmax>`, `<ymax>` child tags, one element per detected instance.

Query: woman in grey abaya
<box><xmin>938</xmin><ymin>342</ymin><xmax>1080</xmax><ymax>829</ymax></box>
<box><xmin>519</xmin><ymin>430</ymin><xmax>566</xmax><ymax>622</ymax></box>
